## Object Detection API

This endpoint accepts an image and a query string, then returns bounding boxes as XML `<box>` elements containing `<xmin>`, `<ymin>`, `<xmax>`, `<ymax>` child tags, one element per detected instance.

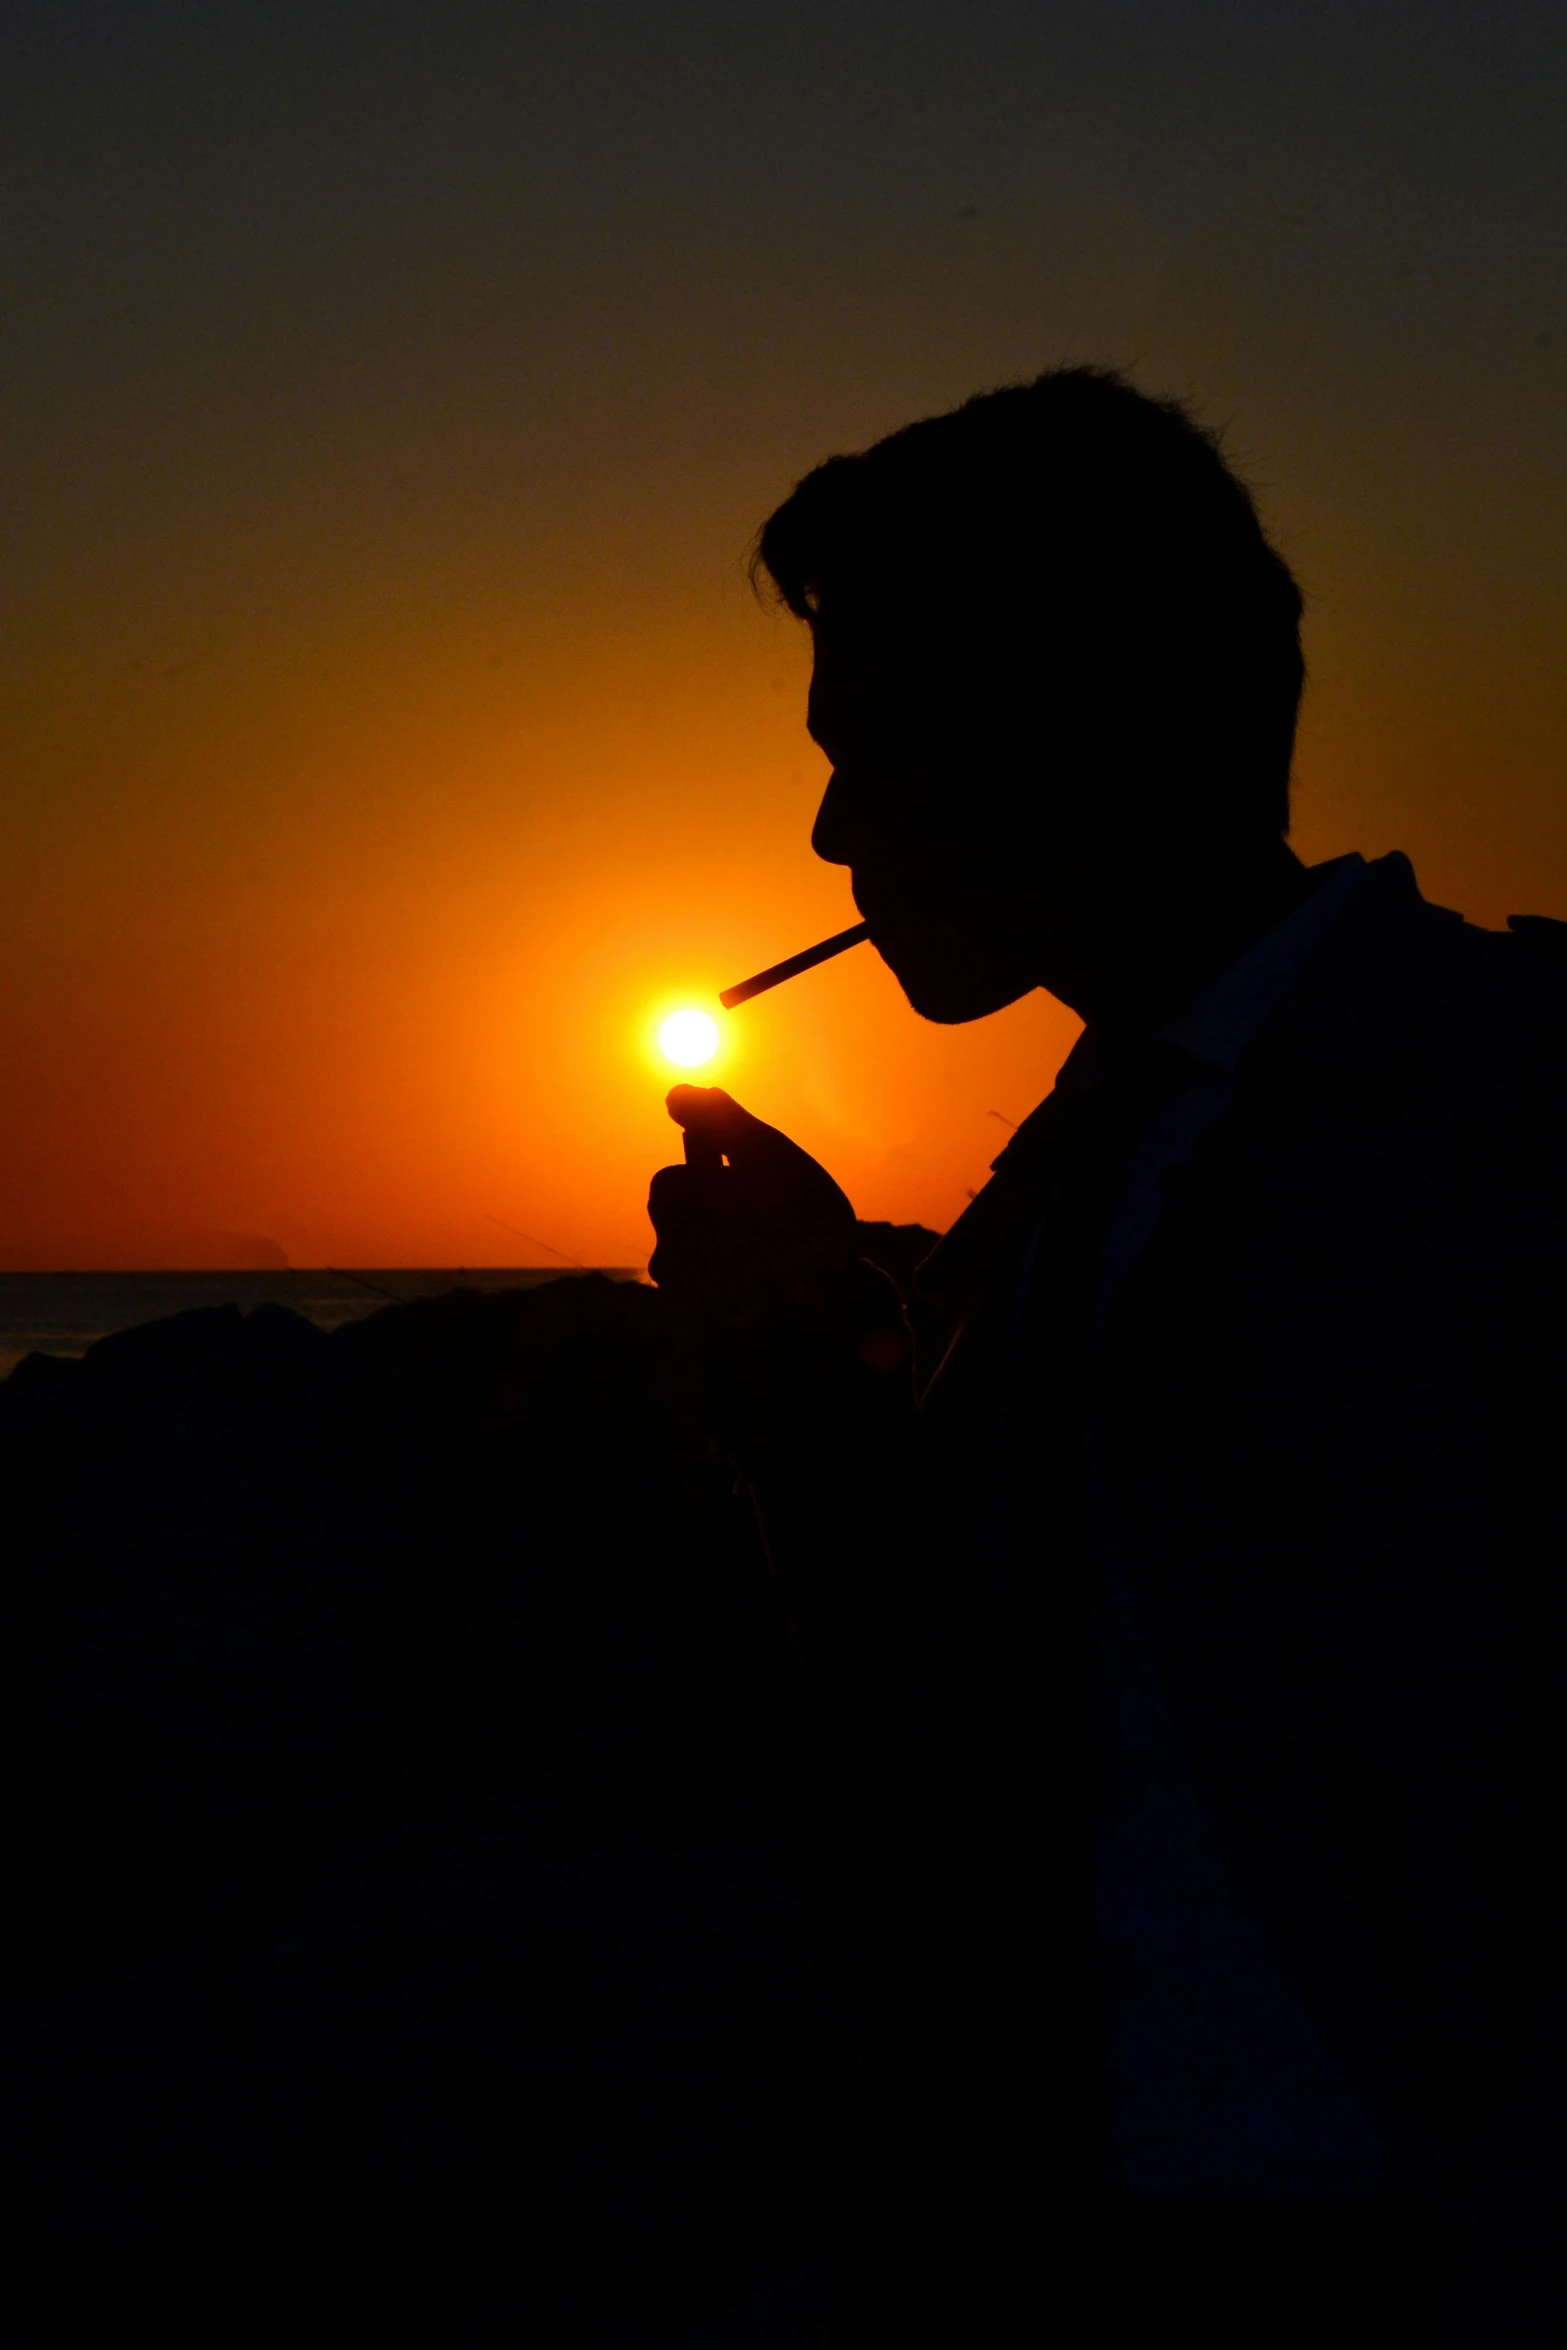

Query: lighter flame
<box><xmin>658</xmin><ymin>1009</ymin><xmax>720</xmax><ymax>1067</ymax></box>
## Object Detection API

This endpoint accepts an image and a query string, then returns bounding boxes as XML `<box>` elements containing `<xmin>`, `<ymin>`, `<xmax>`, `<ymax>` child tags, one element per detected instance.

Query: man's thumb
<box><xmin>665</xmin><ymin>1085</ymin><xmax>770</xmax><ymax>1158</ymax></box>
<box><xmin>665</xmin><ymin>1085</ymin><xmax>855</xmax><ymax>1231</ymax></box>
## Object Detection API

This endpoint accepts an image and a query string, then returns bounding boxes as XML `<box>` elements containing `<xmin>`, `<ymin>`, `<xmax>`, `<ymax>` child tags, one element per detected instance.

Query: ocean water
<box><xmin>0</xmin><ymin>1269</ymin><xmax>644</xmax><ymax>1381</ymax></box>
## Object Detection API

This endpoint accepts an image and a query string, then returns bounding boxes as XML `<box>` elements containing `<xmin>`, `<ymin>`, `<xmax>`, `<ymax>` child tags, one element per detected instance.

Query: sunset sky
<box><xmin>4</xmin><ymin>2</ymin><xmax>1567</xmax><ymax>1269</ymax></box>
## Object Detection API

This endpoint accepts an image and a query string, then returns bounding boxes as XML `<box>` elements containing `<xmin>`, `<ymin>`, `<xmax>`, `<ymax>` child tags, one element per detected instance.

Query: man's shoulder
<box><xmin>1264</xmin><ymin>853</ymin><xmax>1567</xmax><ymax>1089</ymax></box>
<box><xmin>1423</xmin><ymin>901</ymin><xmax>1567</xmax><ymax>1083</ymax></box>
<box><xmin>1502</xmin><ymin>911</ymin><xmax>1567</xmax><ymax>956</ymax></box>
<box><xmin>1496</xmin><ymin>910</ymin><xmax>1567</xmax><ymax>1007</ymax></box>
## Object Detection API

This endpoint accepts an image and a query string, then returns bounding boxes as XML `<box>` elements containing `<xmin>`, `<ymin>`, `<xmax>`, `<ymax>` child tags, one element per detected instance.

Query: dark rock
<box><xmin>0</xmin><ymin>1276</ymin><xmax>873</xmax><ymax>2344</ymax></box>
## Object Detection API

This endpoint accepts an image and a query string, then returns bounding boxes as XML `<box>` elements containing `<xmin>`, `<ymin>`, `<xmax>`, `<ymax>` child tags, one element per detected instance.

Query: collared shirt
<box><xmin>1092</xmin><ymin>852</ymin><xmax>1369</xmax><ymax>1336</ymax></box>
<box><xmin>1019</xmin><ymin>854</ymin><xmax>1413</xmax><ymax>2198</ymax></box>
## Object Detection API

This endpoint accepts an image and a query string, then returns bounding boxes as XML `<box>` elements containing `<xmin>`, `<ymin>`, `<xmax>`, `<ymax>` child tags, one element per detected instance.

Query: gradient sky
<box><xmin>4</xmin><ymin>1</ymin><xmax>1567</xmax><ymax>1268</ymax></box>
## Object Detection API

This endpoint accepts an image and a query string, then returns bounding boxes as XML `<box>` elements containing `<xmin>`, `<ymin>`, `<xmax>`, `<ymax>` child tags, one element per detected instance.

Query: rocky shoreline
<box><xmin>0</xmin><ymin>1233</ymin><xmax>935</xmax><ymax>2345</ymax></box>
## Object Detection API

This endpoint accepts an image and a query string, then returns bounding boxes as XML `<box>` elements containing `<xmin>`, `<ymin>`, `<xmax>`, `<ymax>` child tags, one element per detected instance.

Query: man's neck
<box><xmin>1075</xmin><ymin>841</ymin><xmax>1317</xmax><ymax>1037</ymax></box>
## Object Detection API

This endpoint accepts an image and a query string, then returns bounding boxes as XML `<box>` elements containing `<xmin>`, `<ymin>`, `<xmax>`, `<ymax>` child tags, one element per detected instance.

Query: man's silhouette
<box><xmin>647</xmin><ymin>369</ymin><xmax>1565</xmax><ymax>2346</ymax></box>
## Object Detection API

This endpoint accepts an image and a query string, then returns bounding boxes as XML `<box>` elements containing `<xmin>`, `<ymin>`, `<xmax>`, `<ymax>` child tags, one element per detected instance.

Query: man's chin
<box><xmin>890</xmin><ymin>958</ymin><xmax>1038</xmax><ymax>1025</ymax></box>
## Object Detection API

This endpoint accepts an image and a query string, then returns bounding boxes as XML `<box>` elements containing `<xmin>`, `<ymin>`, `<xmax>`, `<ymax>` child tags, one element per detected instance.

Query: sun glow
<box><xmin>658</xmin><ymin>1008</ymin><xmax>721</xmax><ymax>1067</ymax></box>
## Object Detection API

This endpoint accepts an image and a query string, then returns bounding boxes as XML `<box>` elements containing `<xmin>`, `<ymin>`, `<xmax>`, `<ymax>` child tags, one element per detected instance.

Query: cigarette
<box><xmin>718</xmin><ymin>921</ymin><xmax>871</xmax><ymax>1009</ymax></box>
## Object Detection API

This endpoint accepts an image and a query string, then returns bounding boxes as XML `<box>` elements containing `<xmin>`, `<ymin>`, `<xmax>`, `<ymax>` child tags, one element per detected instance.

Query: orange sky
<box><xmin>4</xmin><ymin>4</ymin><xmax>1567</xmax><ymax>1269</ymax></box>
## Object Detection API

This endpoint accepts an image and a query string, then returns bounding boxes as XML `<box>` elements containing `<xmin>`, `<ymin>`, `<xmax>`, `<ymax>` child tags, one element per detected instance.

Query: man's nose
<box><xmin>811</xmin><ymin>768</ymin><xmax>860</xmax><ymax>866</ymax></box>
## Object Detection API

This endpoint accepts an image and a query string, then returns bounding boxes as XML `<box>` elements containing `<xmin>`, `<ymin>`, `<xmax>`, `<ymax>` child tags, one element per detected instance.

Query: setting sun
<box><xmin>658</xmin><ymin>1009</ymin><xmax>721</xmax><ymax>1068</ymax></box>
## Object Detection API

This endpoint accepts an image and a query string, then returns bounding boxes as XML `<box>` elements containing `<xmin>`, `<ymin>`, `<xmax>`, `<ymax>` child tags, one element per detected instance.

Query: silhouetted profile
<box><xmin>647</xmin><ymin>368</ymin><xmax>1566</xmax><ymax>2346</ymax></box>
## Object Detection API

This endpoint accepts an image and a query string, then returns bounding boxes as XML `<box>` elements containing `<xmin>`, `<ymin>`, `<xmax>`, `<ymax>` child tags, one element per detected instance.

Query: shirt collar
<box><xmin>1053</xmin><ymin>854</ymin><xmax>1371</xmax><ymax>1100</ymax></box>
<box><xmin>1165</xmin><ymin>853</ymin><xmax>1369</xmax><ymax>1076</ymax></box>
<box><xmin>913</xmin><ymin>850</ymin><xmax>1444</xmax><ymax>1395</ymax></box>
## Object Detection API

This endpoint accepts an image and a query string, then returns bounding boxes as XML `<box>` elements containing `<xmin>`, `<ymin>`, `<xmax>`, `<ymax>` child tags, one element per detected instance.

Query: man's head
<box><xmin>754</xmin><ymin>367</ymin><xmax>1307</xmax><ymax>1027</ymax></box>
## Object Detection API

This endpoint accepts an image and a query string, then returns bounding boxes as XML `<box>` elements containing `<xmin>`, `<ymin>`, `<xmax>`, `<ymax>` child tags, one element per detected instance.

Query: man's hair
<box><xmin>753</xmin><ymin>366</ymin><xmax>1305</xmax><ymax>839</ymax></box>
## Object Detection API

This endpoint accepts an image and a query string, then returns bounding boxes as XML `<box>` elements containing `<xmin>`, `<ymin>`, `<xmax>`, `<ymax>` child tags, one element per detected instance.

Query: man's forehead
<box><xmin>807</xmin><ymin>625</ymin><xmax>947</xmax><ymax>744</ymax></box>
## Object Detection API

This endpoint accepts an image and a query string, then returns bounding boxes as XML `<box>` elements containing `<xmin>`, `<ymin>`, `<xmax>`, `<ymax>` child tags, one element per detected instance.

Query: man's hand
<box><xmin>648</xmin><ymin>1085</ymin><xmax>859</xmax><ymax>1302</ymax></box>
<box><xmin>647</xmin><ymin>1086</ymin><xmax>905</xmax><ymax>1473</ymax></box>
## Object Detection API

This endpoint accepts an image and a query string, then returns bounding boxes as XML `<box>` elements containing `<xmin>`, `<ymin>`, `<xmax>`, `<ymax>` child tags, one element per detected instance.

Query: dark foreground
<box><xmin>0</xmin><ymin>1242</ymin><xmax>930</xmax><ymax>2346</ymax></box>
